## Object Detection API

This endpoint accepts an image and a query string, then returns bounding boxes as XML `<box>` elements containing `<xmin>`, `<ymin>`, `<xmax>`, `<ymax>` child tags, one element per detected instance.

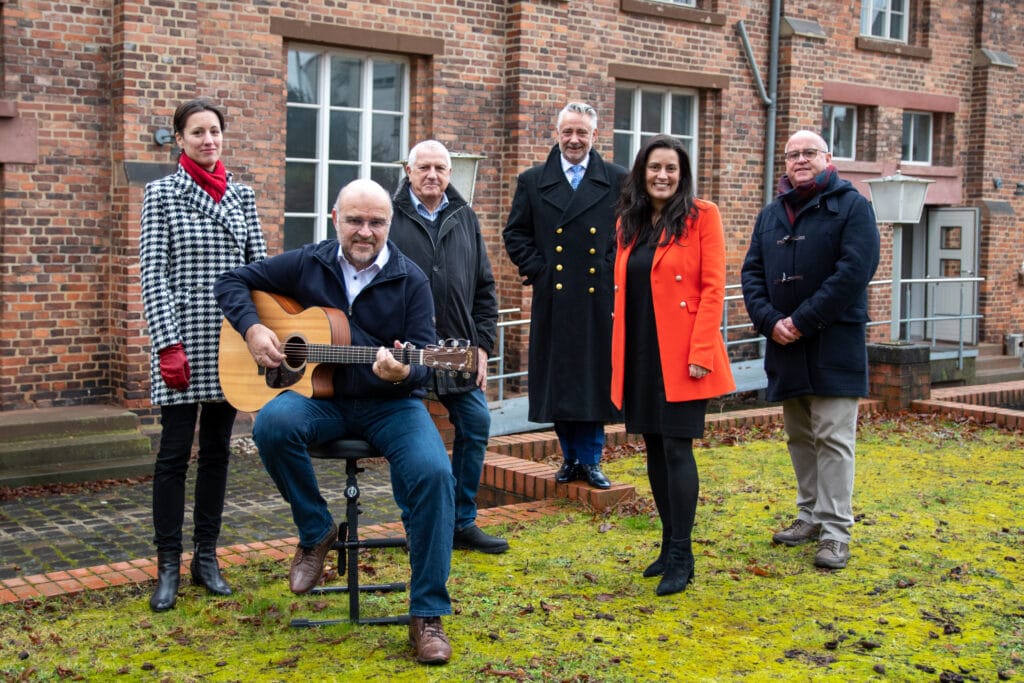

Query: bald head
<box><xmin>334</xmin><ymin>178</ymin><xmax>393</xmax><ymax>216</ymax></box>
<box><xmin>331</xmin><ymin>178</ymin><xmax>393</xmax><ymax>270</ymax></box>
<box><xmin>786</xmin><ymin>130</ymin><xmax>829</xmax><ymax>153</ymax></box>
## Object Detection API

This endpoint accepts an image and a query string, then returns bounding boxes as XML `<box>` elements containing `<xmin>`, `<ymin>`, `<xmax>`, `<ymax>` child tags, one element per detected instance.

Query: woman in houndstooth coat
<box><xmin>140</xmin><ymin>98</ymin><xmax>267</xmax><ymax>612</ymax></box>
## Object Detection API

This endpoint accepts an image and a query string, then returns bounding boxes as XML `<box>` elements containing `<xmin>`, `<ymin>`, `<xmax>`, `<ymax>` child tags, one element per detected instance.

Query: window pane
<box><xmin>371</xmin><ymin>165</ymin><xmax>402</xmax><ymax>196</ymax></box>
<box><xmin>911</xmin><ymin>115</ymin><xmax>931</xmax><ymax>162</ymax></box>
<box><xmin>614</xmin><ymin>88</ymin><xmax>633</xmax><ymax>130</ymax></box>
<box><xmin>614</xmin><ymin>132</ymin><xmax>632</xmax><ymax>168</ymax></box>
<box><xmin>902</xmin><ymin>112</ymin><xmax>931</xmax><ymax>163</ymax></box>
<box><xmin>640</xmin><ymin>91</ymin><xmax>663</xmax><ymax>131</ymax></box>
<box><xmin>285</xmin><ymin>162</ymin><xmax>316</xmax><ymax>213</ymax></box>
<box><xmin>372</xmin><ymin>61</ymin><xmax>403</xmax><ymax>111</ymax></box>
<box><xmin>286</xmin><ymin>107</ymin><xmax>318</xmax><ymax>158</ymax></box>
<box><xmin>825</xmin><ymin>105</ymin><xmax>855</xmax><ymax>159</ymax></box>
<box><xmin>287</xmin><ymin>51</ymin><xmax>320</xmax><ymax>104</ymax></box>
<box><xmin>284</xmin><ymin>216</ymin><xmax>315</xmax><ymax>251</ymax></box>
<box><xmin>329</xmin><ymin>110</ymin><xmax>360</xmax><ymax>161</ymax></box>
<box><xmin>670</xmin><ymin>94</ymin><xmax>694</xmax><ymax>136</ymax></box>
<box><xmin>326</xmin><ymin>164</ymin><xmax>359</xmax><ymax>211</ymax></box>
<box><xmin>371</xmin><ymin>113</ymin><xmax>402</xmax><ymax>163</ymax></box>
<box><xmin>889</xmin><ymin>10</ymin><xmax>904</xmax><ymax>40</ymax></box>
<box><xmin>330</xmin><ymin>57</ymin><xmax>362</xmax><ymax>108</ymax></box>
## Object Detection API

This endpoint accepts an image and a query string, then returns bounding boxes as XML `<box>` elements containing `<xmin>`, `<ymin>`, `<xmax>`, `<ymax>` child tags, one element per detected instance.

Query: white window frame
<box><xmin>652</xmin><ymin>0</ymin><xmax>697</xmax><ymax>6</ymax></box>
<box><xmin>285</xmin><ymin>46</ymin><xmax>409</xmax><ymax>245</ymax></box>
<box><xmin>901</xmin><ymin>111</ymin><xmax>932</xmax><ymax>165</ymax></box>
<box><xmin>822</xmin><ymin>104</ymin><xmax>857</xmax><ymax>161</ymax></box>
<box><xmin>860</xmin><ymin>0</ymin><xmax>909</xmax><ymax>43</ymax></box>
<box><xmin>613</xmin><ymin>84</ymin><xmax>699</xmax><ymax>182</ymax></box>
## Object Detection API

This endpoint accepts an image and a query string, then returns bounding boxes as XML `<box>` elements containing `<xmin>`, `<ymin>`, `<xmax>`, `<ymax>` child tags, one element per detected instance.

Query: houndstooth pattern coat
<box><xmin>141</xmin><ymin>166</ymin><xmax>267</xmax><ymax>406</ymax></box>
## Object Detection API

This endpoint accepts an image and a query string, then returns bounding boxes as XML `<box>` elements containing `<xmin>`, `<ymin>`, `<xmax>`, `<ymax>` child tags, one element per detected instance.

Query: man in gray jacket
<box><xmin>741</xmin><ymin>130</ymin><xmax>880</xmax><ymax>570</ymax></box>
<box><xmin>390</xmin><ymin>140</ymin><xmax>507</xmax><ymax>554</ymax></box>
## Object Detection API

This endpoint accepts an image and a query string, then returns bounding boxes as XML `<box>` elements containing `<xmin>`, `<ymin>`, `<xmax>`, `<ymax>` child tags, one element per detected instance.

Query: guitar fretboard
<box><xmin>300</xmin><ymin>344</ymin><xmax>423</xmax><ymax>366</ymax></box>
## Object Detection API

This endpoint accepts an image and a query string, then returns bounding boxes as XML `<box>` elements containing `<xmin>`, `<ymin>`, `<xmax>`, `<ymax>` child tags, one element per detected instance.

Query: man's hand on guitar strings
<box><xmin>244</xmin><ymin>323</ymin><xmax>286</xmax><ymax>368</ymax></box>
<box><xmin>373</xmin><ymin>341</ymin><xmax>411</xmax><ymax>384</ymax></box>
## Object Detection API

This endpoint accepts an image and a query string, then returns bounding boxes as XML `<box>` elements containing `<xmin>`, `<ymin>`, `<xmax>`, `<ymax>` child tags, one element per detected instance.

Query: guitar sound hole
<box><xmin>282</xmin><ymin>335</ymin><xmax>308</xmax><ymax>371</ymax></box>
<box><xmin>264</xmin><ymin>336</ymin><xmax>307</xmax><ymax>390</ymax></box>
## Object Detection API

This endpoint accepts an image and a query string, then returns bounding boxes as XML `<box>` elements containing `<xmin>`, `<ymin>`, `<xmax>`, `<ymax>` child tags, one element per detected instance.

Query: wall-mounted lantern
<box><xmin>864</xmin><ymin>171</ymin><xmax>934</xmax><ymax>341</ymax></box>
<box><xmin>449</xmin><ymin>152</ymin><xmax>486</xmax><ymax>205</ymax></box>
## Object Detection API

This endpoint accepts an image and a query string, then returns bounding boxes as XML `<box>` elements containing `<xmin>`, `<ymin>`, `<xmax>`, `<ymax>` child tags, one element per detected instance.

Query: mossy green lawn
<box><xmin>2</xmin><ymin>415</ymin><xmax>1021</xmax><ymax>681</ymax></box>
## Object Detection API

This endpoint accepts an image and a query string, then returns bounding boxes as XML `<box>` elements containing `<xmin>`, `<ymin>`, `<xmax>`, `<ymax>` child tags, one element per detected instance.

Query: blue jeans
<box><xmin>438</xmin><ymin>388</ymin><xmax>491</xmax><ymax>531</ymax></box>
<box><xmin>554</xmin><ymin>420</ymin><xmax>605</xmax><ymax>465</ymax></box>
<box><xmin>252</xmin><ymin>391</ymin><xmax>455</xmax><ymax>617</ymax></box>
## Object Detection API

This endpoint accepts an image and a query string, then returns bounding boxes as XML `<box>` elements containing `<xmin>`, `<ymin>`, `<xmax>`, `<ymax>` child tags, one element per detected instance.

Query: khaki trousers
<box><xmin>782</xmin><ymin>395</ymin><xmax>859</xmax><ymax>544</ymax></box>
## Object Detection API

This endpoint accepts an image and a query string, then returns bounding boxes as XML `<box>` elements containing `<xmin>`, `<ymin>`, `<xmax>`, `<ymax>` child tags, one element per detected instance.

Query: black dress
<box><xmin>623</xmin><ymin>240</ymin><xmax>707</xmax><ymax>438</ymax></box>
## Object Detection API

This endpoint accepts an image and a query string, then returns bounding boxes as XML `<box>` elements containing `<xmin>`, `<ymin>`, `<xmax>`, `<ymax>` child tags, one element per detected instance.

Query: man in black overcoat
<box><xmin>503</xmin><ymin>102</ymin><xmax>627</xmax><ymax>490</ymax></box>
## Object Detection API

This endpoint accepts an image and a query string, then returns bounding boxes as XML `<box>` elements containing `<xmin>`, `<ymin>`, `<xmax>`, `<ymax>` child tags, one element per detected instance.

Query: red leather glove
<box><xmin>158</xmin><ymin>343</ymin><xmax>191</xmax><ymax>391</ymax></box>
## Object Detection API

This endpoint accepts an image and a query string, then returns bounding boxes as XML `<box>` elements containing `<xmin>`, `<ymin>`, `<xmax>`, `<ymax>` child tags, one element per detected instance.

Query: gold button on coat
<box><xmin>556</xmin><ymin>245</ymin><xmax>563</xmax><ymax>253</ymax></box>
<box><xmin>675</xmin><ymin>275</ymin><xmax>682</xmax><ymax>281</ymax></box>
<box><xmin>556</xmin><ymin>264</ymin><xmax>563</xmax><ymax>271</ymax></box>
<box><xmin>589</xmin><ymin>248</ymin><xmax>596</xmax><ymax>254</ymax></box>
<box><xmin>588</xmin><ymin>267</ymin><xmax>596</xmax><ymax>274</ymax></box>
<box><xmin>680</xmin><ymin>301</ymin><xmax>687</xmax><ymax>308</ymax></box>
<box><xmin>589</xmin><ymin>227</ymin><xmax>597</xmax><ymax>234</ymax></box>
<box><xmin>556</xmin><ymin>283</ymin><xmax>563</xmax><ymax>290</ymax></box>
<box><xmin>588</xmin><ymin>287</ymin><xmax>595</xmax><ymax>294</ymax></box>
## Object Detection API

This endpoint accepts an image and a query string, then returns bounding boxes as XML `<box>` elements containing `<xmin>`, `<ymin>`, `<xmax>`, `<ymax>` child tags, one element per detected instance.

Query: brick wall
<box><xmin>1</xmin><ymin>0</ymin><xmax>1022</xmax><ymax>415</ymax></box>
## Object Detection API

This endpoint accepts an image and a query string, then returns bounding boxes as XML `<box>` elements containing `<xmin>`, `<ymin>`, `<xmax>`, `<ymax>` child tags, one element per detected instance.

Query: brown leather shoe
<box><xmin>289</xmin><ymin>523</ymin><xmax>337</xmax><ymax>594</ymax></box>
<box><xmin>408</xmin><ymin>616</ymin><xmax>452</xmax><ymax>664</ymax></box>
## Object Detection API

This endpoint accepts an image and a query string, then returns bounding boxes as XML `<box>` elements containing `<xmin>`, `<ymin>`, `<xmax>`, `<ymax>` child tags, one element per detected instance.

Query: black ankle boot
<box><xmin>656</xmin><ymin>539</ymin><xmax>695</xmax><ymax>596</ymax></box>
<box><xmin>643</xmin><ymin>529</ymin><xmax>671</xmax><ymax>578</ymax></box>
<box><xmin>150</xmin><ymin>551</ymin><xmax>181</xmax><ymax>612</ymax></box>
<box><xmin>190</xmin><ymin>544</ymin><xmax>232</xmax><ymax>596</ymax></box>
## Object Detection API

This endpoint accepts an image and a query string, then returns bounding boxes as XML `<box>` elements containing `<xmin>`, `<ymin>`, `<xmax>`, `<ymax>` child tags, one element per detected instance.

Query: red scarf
<box><xmin>179</xmin><ymin>153</ymin><xmax>228</xmax><ymax>203</ymax></box>
<box><xmin>777</xmin><ymin>164</ymin><xmax>837</xmax><ymax>225</ymax></box>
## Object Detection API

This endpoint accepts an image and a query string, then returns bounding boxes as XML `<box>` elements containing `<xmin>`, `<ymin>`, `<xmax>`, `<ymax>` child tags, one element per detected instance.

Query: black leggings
<box><xmin>644</xmin><ymin>433</ymin><xmax>698</xmax><ymax>544</ymax></box>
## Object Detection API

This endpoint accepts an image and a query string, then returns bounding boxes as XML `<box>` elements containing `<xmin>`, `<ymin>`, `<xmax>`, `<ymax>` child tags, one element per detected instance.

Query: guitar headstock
<box><xmin>423</xmin><ymin>340</ymin><xmax>477</xmax><ymax>372</ymax></box>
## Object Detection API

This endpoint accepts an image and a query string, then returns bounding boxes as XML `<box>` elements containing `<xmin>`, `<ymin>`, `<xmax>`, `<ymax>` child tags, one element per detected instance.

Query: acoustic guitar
<box><xmin>218</xmin><ymin>290</ymin><xmax>478</xmax><ymax>412</ymax></box>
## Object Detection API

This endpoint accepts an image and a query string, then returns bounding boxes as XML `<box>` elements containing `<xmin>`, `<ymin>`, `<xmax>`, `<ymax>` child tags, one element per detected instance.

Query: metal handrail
<box><xmin>488</xmin><ymin>275</ymin><xmax>986</xmax><ymax>399</ymax></box>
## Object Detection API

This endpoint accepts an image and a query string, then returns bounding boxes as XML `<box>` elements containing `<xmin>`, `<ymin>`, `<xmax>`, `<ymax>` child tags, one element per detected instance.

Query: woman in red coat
<box><xmin>611</xmin><ymin>135</ymin><xmax>735</xmax><ymax>595</ymax></box>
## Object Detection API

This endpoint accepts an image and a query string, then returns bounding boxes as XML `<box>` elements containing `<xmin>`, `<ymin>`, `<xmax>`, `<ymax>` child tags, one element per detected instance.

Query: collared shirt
<box><xmin>409</xmin><ymin>187</ymin><xmax>449</xmax><ymax>222</ymax></box>
<box><xmin>337</xmin><ymin>242</ymin><xmax>391</xmax><ymax>303</ymax></box>
<box><xmin>561</xmin><ymin>156</ymin><xmax>589</xmax><ymax>185</ymax></box>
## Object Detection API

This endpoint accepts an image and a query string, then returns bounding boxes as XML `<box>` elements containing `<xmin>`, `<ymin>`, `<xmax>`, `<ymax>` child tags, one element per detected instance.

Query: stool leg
<box><xmin>291</xmin><ymin>449</ymin><xmax>410</xmax><ymax>628</ymax></box>
<box><xmin>346</xmin><ymin>459</ymin><xmax>361</xmax><ymax>623</ymax></box>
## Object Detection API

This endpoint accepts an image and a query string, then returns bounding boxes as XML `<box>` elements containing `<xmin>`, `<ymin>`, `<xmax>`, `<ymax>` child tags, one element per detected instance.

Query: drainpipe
<box><xmin>736</xmin><ymin>0</ymin><xmax>782</xmax><ymax>205</ymax></box>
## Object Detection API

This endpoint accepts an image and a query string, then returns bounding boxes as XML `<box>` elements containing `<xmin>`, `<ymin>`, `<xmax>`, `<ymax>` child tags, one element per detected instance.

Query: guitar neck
<box><xmin>305</xmin><ymin>344</ymin><xmax>423</xmax><ymax>366</ymax></box>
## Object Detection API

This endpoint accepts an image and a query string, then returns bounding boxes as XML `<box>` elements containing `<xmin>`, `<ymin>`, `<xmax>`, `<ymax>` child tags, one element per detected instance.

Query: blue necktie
<box><xmin>569</xmin><ymin>165</ymin><xmax>584</xmax><ymax>190</ymax></box>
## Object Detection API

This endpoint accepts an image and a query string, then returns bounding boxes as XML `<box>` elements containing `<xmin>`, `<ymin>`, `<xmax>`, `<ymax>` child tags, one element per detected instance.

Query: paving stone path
<box><xmin>0</xmin><ymin>439</ymin><xmax>400</xmax><ymax>581</ymax></box>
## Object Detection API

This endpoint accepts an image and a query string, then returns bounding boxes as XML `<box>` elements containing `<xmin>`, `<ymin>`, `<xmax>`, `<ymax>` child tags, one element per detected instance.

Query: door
<box><xmin>926</xmin><ymin>207</ymin><xmax>979</xmax><ymax>344</ymax></box>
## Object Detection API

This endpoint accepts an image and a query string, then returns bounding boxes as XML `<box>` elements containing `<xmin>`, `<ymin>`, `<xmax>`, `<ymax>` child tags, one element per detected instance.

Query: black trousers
<box><xmin>152</xmin><ymin>401</ymin><xmax>236</xmax><ymax>553</ymax></box>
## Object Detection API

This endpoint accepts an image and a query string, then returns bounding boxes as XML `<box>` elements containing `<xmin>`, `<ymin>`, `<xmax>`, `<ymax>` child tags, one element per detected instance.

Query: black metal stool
<box><xmin>290</xmin><ymin>438</ymin><xmax>409</xmax><ymax>627</ymax></box>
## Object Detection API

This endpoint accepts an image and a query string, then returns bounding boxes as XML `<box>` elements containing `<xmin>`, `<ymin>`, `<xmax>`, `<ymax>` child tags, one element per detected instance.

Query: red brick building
<box><xmin>1</xmin><ymin>0</ymin><xmax>1021</xmax><ymax>420</ymax></box>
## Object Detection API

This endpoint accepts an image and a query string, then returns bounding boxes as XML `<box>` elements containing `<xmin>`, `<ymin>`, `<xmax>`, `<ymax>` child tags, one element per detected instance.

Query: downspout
<box><xmin>736</xmin><ymin>0</ymin><xmax>782</xmax><ymax>205</ymax></box>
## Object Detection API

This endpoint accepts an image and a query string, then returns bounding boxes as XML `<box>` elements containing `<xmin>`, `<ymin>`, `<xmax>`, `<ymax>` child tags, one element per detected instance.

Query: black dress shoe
<box><xmin>579</xmin><ymin>463</ymin><xmax>611</xmax><ymax>489</ymax></box>
<box><xmin>453</xmin><ymin>524</ymin><xmax>510</xmax><ymax>554</ymax></box>
<box><xmin>555</xmin><ymin>461</ymin><xmax>578</xmax><ymax>484</ymax></box>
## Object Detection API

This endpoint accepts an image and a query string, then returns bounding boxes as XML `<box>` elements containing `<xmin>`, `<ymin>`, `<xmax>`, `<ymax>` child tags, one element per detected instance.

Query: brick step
<box><xmin>0</xmin><ymin>454</ymin><xmax>155</xmax><ymax>488</ymax></box>
<box><xmin>0</xmin><ymin>405</ymin><xmax>153</xmax><ymax>488</ymax></box>
<box><xmin>0</xmin><ymin>405</ymin><xmax>142</xmax><ymax>443</ymax></box>
<box><xmin>970</xmin><ymin>366</ymin><xmax>1024</xmax><ymax>386</ymax></box>
<box><xmin>976</xmin><ymin>342</ymin><xmax>1004</xmax><ymax>358</ymax></box>
<box><xmin>974</xmin><ymin>355</ymin><xmax>1024</xmax><ymax>371</ymax></box>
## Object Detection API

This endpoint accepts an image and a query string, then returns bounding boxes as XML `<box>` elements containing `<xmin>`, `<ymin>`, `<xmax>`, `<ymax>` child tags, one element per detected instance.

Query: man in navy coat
<box><xmin>741</xmin><ymin>130</ymin><xmax>880</xmax><ymax>570</ymax></box>
<box><xmin>503</xmin><ymin>102</ymin><xmax>627</xmax><ymax>490</ymax></box>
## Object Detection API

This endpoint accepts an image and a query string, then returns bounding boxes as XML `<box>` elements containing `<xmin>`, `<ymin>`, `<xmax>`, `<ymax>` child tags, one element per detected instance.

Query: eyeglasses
<box><xmin>341</xmin><ymin>216</ymin><xmax>389</xmax><ymax>230</ymax></box>
<box><xmin>784</xmin><ymin>148</ymin><xmax>827</xmax><ymax>162</ymax></box>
